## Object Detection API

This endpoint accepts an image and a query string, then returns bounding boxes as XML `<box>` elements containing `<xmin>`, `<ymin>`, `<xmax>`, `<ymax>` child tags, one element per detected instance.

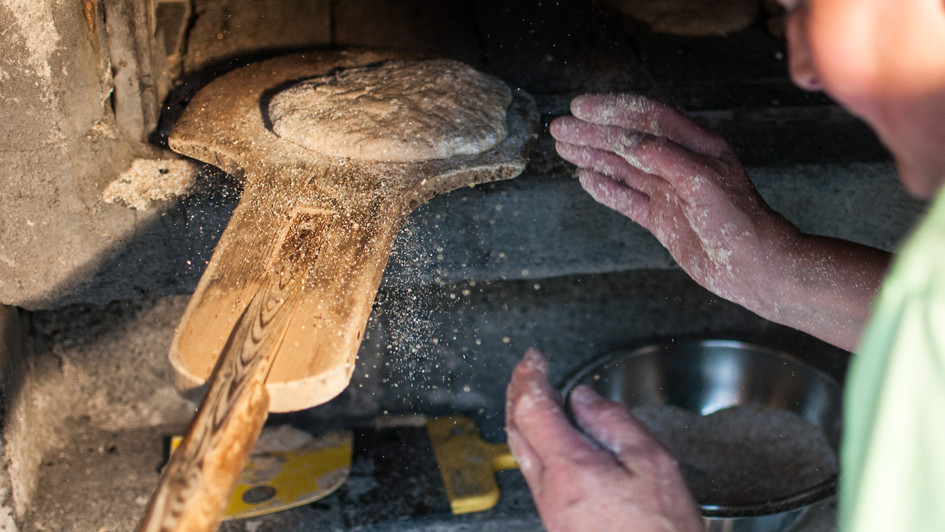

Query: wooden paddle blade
<box><xmin>170</xmin><ymin>166</ymin><xmax>413</xmax><ymax>412</ymax></box>
<box><xmin>166</xmin><ymin>51</ymin><xmax>538</xmax><ymax>414</ymax></box>
<box><xmin>146</xmin><ymin>172</ymin><xmax>408</xmax><ymax>530</ymax></box>
<box><xmin>154</xmin><ymin>50</ymin><xmax>538</xmax><ymax>532</ymax></box>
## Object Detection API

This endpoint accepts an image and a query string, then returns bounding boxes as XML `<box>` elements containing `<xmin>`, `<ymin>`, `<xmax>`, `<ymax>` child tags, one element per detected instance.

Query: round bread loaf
<box><xmin>268</xmin><ymin>59</ymin><xmax>512</xmax><ymax>162</ymax></box>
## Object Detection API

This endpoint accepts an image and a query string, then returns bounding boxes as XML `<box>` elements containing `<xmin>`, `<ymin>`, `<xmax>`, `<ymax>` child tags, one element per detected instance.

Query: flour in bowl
<box><xmin>632</xmin><ymin>402</ymin><xmax>838</xmax><ymax>506</ymax></box>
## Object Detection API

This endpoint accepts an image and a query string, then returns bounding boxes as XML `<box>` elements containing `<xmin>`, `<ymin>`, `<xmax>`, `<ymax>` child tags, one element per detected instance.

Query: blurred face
<box><xmin>781</xmin><ymin>0</ymin><xmax>945</xmax><ymax>198</ymax></box>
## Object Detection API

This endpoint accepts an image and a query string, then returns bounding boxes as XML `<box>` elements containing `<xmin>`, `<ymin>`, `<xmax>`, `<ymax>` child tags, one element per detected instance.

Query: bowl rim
<box><xmin>559</xmin><ymin>338</ymin><xmax>841</xmax><ymax>518</ymax></box>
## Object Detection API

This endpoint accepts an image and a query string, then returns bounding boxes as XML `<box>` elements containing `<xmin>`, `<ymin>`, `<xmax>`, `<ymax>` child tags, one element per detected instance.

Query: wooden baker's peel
<box><xmin>137</xmin><ymin>50</ymin><xmax>537</xmax><ymax>531</ymax></box>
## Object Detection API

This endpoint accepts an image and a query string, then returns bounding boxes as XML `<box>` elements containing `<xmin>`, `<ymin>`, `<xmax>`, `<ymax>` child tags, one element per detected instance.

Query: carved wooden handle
<box><xmin>136</xmin><ymin>272</ymin><xmax>296</xmax><ymax>532</ymax></box>
<box><xmin>168</xmin><ymin>166</ymin><xmax>415</xmax><ymax>413</ymax></box>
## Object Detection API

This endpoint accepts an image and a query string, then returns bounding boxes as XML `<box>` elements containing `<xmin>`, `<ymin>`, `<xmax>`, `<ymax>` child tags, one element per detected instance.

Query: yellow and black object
<box><xmin>427</xmin><ymin>416</ymin><xmax>519</xmax><ymax>515</ymax></box>
<box><xmin>169</xmin><ymin>416</ymin><xmax>517</xmax><ymax>523</ymax></box>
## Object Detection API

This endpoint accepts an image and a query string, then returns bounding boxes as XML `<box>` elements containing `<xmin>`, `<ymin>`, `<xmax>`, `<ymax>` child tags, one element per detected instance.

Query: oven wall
<box><xmin>0</xmin><ymin>0</ymin><xmax>923</xmax><ymax>311</ymax></box>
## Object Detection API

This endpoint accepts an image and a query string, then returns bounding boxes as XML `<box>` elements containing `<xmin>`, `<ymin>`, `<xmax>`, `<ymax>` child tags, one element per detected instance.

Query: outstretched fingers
<box><xmin>577</xmin><ymin>170</ymin><xmax>651</xmax><ymax>227</ymax></box>
<box><xmin>611</xmin><ymin>131</ymin><xmax>722</xmax><ymax>208</ymax></box>
<box><xmin>550</xmin><ymin>116</ymin><xmax>627</xmax><ymax>151</ymax></box>
<box><xmin>555</xmin><ymin>138</ymin><xmax>662</xmax><ymax>192</ymax></box>
<box><xmin>570</xmin><ymin>93</ymin><xmax>735</xmax><ymax>162</ymax></box>
<box><xmin>552</xmin><ymin>116</ymin><xmax>724</xmax><ymax>209</ymax></box>
<box><xmin>555</xmin><ymin>140</ymin><xmax>638</xmax><ymax>182</ymax></box>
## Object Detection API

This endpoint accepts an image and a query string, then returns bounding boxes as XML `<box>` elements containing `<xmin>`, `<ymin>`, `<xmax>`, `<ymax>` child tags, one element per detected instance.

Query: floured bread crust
<box><xmin>268</xmin><ymin>59</ymin><xmax>512</xmax><ymax>162</ymax></box>
<box><xmin>605</xmin><ymin>0</ymin><xmax>759</xmax><ymax>36</ymax></box>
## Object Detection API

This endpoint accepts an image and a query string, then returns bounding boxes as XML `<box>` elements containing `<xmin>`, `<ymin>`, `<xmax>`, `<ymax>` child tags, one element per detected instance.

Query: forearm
<box><xmin>751</xmin><ymin>233</ymin><xmax>892</xmax><ymax>352</ymax></box>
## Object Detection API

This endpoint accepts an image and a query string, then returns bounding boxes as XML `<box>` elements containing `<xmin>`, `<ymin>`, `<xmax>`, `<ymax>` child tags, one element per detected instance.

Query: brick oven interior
<box><xmin>0</xmin><ymin>0</ymin><xmax>927</xmax><ymax>530</ymax></box>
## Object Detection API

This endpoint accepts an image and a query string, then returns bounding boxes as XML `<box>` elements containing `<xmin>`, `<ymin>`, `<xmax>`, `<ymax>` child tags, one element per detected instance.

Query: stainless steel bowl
<box><xmin>561</xmin><ymin>339</ymin><xmax>843</xmax><ymax>532</ymax></box>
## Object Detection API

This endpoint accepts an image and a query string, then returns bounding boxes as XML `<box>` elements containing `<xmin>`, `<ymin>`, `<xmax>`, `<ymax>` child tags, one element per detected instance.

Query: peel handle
<box><xmin>136</xmin><ymin>270</ymin><xmax>298</xmax><ymax>532</ymax></box>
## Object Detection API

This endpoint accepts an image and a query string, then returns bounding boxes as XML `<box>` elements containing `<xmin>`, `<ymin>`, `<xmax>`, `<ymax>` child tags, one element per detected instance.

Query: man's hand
<box><xmin>550</xmin><ymin>94</ymin><xmax>890</xmax><ymax>351</ymax></box>
<box><xmin>550</xmin><ymin>93</ymin><xmax>797</xmax><ymax>312</ymax></box>
<box><xmin>505</xmin><ymin>348</ymin><xmax>703</xmax><ymax>532</ymax></box>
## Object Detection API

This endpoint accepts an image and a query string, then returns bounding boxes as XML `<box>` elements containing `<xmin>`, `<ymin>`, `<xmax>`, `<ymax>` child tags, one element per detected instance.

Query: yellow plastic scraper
<box><xmin>170</xmin><ymin>416</ymin><xmax>517</xmax><ymax>520</ymax></box>
<box><xmin>426</xmin><ymin>416</ymin><xmax>519</xmax><ymax>514</ymax></box>
<box><xmin>171</xmin><ymin>425</ymin><xmax>353</xmax><ymax>520</ymax></box>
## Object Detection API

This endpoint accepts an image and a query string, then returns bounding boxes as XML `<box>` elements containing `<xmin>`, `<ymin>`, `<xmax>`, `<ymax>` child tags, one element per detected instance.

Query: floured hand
<box><xmin>505</xmin><ymin>348</ymin><xmax>703</xmax><ymax>532</ymax></box>
<box><xmin>550</xmin><ymin>94</ymin><xmax>890</xmax><ymax>350</ymax></box>
<box><xmin>550</xmin><ymin>93</ymin><xmax>798</xmax><ymax>312</ymax></box>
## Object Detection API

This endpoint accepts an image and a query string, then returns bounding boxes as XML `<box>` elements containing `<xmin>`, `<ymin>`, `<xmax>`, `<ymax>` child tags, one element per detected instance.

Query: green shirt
<box><xmin>841</xmin><ymin>191</ymin><xmax>945</xmax><ymax>531</ymax></box>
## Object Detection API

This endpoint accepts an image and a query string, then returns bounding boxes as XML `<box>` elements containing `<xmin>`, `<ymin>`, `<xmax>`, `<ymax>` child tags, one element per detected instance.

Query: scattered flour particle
<box><xmin>103</xmin><ymin>158</ymin><xmax>196</xmax><ymax>210</ymax></box>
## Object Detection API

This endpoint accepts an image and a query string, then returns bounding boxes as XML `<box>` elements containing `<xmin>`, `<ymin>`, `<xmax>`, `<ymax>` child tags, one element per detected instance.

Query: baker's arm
<box><xmin>551</xmin><ymin>94</ymin><xmax>891</xmax><ymax>352</ymax></box>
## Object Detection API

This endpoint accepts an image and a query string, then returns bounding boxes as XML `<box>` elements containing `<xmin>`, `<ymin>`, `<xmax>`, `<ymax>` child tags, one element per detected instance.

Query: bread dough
<box><xmin>605</xmin><ymin>0</ymin><xmax>759</xmax><ymax>36</ymax></box>
<box><xmin>268</xmin><ymin>59</ymin><xmax>512</xmax><ymax>162</ymax></box>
